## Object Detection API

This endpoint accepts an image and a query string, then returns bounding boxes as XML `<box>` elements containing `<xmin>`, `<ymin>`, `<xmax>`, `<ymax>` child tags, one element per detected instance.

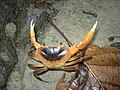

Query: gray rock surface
<box><xmin>0</xmin><ymin>32</ymin><xmax>18</xmax><ymax>90</ymax></box>
<box><xmin>5</xmin><ymin>23</ymin><xmax>16</xmax><ymax>38</ymax></box>
<box><xmin>7</xmin><ymin>0</ymin><xmax>120</xmax><ymax>90</ymax></box>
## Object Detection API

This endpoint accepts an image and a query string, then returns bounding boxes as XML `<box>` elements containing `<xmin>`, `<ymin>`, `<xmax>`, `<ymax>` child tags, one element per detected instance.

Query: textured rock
<box><xmin>0</xmin><ymin>57</ymin><xmax>6</xmax><ymax>89</ymax></box>
<box><xmin>0</xmin><ymin>33</ymin><xmax>18</xmax><ymax>90</ymax></box>
<box><xmin>7</xmin><ymin>1</ymin><xmax>59</xmax><ymax>90</ymax></box>
<box><xmin>5</xmin><ymin>22</ymin><xmax>16</xmax><ymax>38</ymax></box>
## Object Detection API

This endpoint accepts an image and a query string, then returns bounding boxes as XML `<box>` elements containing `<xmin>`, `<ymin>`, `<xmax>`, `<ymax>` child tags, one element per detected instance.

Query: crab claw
<box><xmin>30</xmin><ymin>19</ymin><xmax>35</xmax><ymax>40</ymax></box>
<box><xmin>30</xmin><ymin>19</ymin><xmax>41</xmax><ymax>49</ymax></box>
<box><xmin>77</xmin><ymin>21</ymin><xmax>97</xmax><ymax>49</ymax></box>
<box><xmin>69</xmin><ymin>21</ymin><xmax>97</xmax><ymax>56</ymax></box>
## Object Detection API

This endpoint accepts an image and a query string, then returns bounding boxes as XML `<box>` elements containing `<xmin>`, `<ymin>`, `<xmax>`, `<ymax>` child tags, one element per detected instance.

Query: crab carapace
<box><xmin>28</xmin><ymin>19</ymin><xmax>97</xmax><ymax>82</ymax></box>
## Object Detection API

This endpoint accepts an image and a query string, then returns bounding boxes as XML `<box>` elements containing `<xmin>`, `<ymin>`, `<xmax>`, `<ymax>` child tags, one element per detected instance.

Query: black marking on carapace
<box><xmin>40</xmin><ymin>47</ymin><xmax>67</xmax><ymax>61</ymax></box>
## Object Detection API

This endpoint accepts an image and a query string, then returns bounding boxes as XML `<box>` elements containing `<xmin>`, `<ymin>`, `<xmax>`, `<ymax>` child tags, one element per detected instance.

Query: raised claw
<box><xmin>69</xmin><ymin>21</ymin><xmax>97</xmax><ymax>56</ymax></box>
<box><xmin>30</xmin><ymin>19</ymin><xmax>35</xmax><ymax>30</ymax></box>
<box><xmin>77</xmin><ymin>21</ymin><xmax>97</xmax><ymax>49</ymax></box>
<box><xmin>30</xmin><ymin>19</ymin><xmax>41</xmax><ymax>49</ymax></box>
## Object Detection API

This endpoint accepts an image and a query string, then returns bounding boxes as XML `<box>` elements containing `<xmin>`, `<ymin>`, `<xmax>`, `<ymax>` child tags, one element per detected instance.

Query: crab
<box><xmin>28</xmin><ymin>19</ymin><xmax>97</xmax><ymax>82</ymax></box>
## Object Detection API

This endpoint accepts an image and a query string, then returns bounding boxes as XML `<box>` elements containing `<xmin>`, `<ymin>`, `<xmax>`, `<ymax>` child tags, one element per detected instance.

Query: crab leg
<box><xmin>65</xmin><ymin>57</ymin><xmax>92</xmax><ymax>66</ymax></box>
<box><xmin>33</xmin><ymin>67</ymin><xmax>48</xmax><ymax>82</ymax></box>
<box><xmin>77</xmin><ymin>21</ymin><xmax>97</xmax><ymax>49</ymax></box>
<box><xmin>30</xmin><ymin>19</ymin><xmax>41</xmax><ymax>49</ymax></box>
<box><xmin>67</xmin><ymin>54</ymin><xmax>81</xmax><ymax>62</ymax></box>
<box><xmin>28</xmin><ymin>63</ymin><xmax>44</xmax><ymax>70</ymax></box>
<box><xmin>61</xmin><ymin>64</ymin><xmax>79</xmax><ymax>71</ymax></box>
<box><xmin>65</xmin><ymin>58</ymin><xmax>83</xmax><ymax>66</ymax></box>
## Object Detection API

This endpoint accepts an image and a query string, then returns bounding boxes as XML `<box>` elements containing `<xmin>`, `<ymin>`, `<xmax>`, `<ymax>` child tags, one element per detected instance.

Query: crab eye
<box><xmin>40</xmin><ymin>47</ymin><xmax>67</xmax><ymax>61</ymax></box>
